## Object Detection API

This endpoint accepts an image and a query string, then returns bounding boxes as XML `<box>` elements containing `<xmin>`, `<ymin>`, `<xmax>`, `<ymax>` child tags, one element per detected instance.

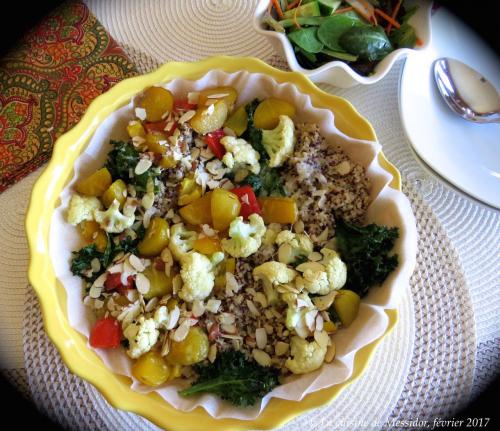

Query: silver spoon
<box><xmin>433</xmin><ymin>57</ymin><xmax>500</xmax><ymax>123</ymax></box>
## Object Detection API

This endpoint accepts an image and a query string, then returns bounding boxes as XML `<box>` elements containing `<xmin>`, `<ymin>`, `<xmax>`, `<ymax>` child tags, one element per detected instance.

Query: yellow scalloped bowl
<box><xmin>26</xmin><ymin>56</ymin><xmax>401</xmax><ymax>430</ymax></box>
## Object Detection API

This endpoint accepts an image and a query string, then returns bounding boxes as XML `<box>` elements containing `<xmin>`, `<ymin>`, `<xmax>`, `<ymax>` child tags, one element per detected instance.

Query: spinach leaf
<box><xmin>71</xmin><ymin>244</ymin><xmax>100</xmax><ymax>278</ymax></box>
<box><xmin>339</xmin><ymin>25</ymin><xmax>393</xmax><ymax>61</ymax></box>
<box><xmin>317</xmin><ymin>14</ymin><xmax>363</xmax><ymax>52</ymax></box>
<box><xmin>288</xmin><ymin>27</ymin><xmax>324</xmax><ymax>54</ymax></box>
<box><xmin>179</xmin><ymin>350</ymin><xmax>279</xmax><ymax>406</ymax></box>
<box><xmin>390</xmin><ymin>22</ymin><xmax>416</xmax><ymax>48</ymax></box>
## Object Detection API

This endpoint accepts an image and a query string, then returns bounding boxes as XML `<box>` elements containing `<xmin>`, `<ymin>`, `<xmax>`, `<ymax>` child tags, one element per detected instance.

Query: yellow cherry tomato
<box><xmin>333</xmin><ymin>290</ymin><xmax>361</xmax><ymax>327</ymax></box>
<box><xmin>137</xmin><ymin>217</ymin><xmax>170</xmax><ymax>257</ymax></box>
<box><xmin>132</xmin><ymin>351</ymin><xmax>170</xmax><ymax>387</ymax></box>
<box><xmin>138</xmin><ymin>87</ymin><xmax>174</xmax><ymax>122</ymax></box>
<box><xmin>178</xmin><ymin>192</ymin><xmax>213</xmax><ymax>226</ymax></box>
<box><xmin>167</xmin><ymin>327</ymin><xmax>209</xmax><ymax>366</ymax></box>
<box><xmin>190</xmin><ymin>99</ymin><xmax>228</xmax><ymax>135</ymax></box>
<box><xmin>211</xmin><ymin>188</ymin><xmax>241</xmax><ymax>231</ymax></box>
<box><xmin>101</xmin><ymin>179</ymin><xmax>127</xmax><ymax>209</ymax></box>
<box><xmin>75</xmin><ymin>167</ymin><xmax>112</xmax><ymax>197</ymax></box>
<box><xmin>253</xmin><ymin>98</ymin><xmax>295</xmax><ymax>130</ymax></box>
<box><xmin>258</xmin><ymin>197</ymin><xmax>298</xmax><ymax>224</ymax></box>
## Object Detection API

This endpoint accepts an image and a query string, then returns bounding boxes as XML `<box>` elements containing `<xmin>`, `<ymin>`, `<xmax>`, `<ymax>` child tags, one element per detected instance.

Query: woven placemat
<box><xmin>5</xmin><ymin>0</ymin><xmax>494</xmax><ymax>427</ymax></box>
<box><xmin>22</xmin><ymin>175</ymin><xmax>475</xmax><ymax>430</ymax></box>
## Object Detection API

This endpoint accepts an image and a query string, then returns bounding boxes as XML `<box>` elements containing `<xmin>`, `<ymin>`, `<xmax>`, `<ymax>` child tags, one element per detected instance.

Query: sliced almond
<box><xmin>93</xmin><ymin>273</ymin><xmax>108</xmax><ymax>289</ymax></box>
<box><xmin>192</xmin><ymin>300</ymin><xmax>205</xmax><ymax>318</ymax></box>
<box><xmin>296</xmin><ymin>261</ymin><xmax>325</xmax><ymax>273</ymax></box>
<box><xmin>144</xmin><ymin>296</ymin><xmax>159</xmax><ymax>313</ymax></box>
<box><xmin>308</xmin><ymin>252</ymin><xmax>323</xmax><ymax>262</ymax></box>
<box><xmin>161</xmin><ymin>334</ymin><xmax>171</xmax><ymax>357</ymax></box>
<box><xmin>135</xmin><ymin>158</ymin><xmax>152</xmax><ymax>175</ymax></box>
<box><xmin>221</xmin><ymin>323</ymin><xmax>237</xmax><ymax>334</ymax></box>
<box><xmin>325</xmin><ymin>341</ymin><xmax>336</xmax><ymax>363</ymax></box>
<box><xmin>315</xmin><ymin>313</ymin><xmax>324</xmax><ymax>332</ymax></box>
<box><xmin>246</xmin><ymin>299</ymin><xmax>260</xmax><ymax>316</ymax></box>
<box><xmin>305</xmin><ymin>309</ymin><xmax>318</xmax><ymax>332</ymax></box>
<box><xmin>264</xmin><ymin>323</ymin><xmax>274</xmax><ymax>335</ymax></box>
<box><xmin>205</xmin><ymin>299</ymin><xmax>221</xmax><ymax>314</ymax></box>
<box><xmin>89</xmin><ymin>285</ymin><xmax>102</xmax><ymax>299</ymax></box>
<box><xmin>219</xmin><ymin>312</ymin><xmax>235</xmax><ymax>325</ymax></box>
<box><xmin>135</xmin><ymin>107</ymin><xmax>147</xmax><ymax>121</ymax></box>
<box><xmin>275</xmin><ymin>341</ymin><xmax>289</xmax><ymax>357</ymax></box>
<box><xmin>208</xmin><ymin>344</ymin><xmax>217</xmax><ymax>363</ymax></box>
<box><xmin>90</xmin><ymin>258</ymin><xmax>101</xmax><ymax>273</ymax></box>
<box><xmin>178</xmin><ymin>110</ymin><xmax>196</xmax><ymax>124</ymax></box>
<box><xmin>172</xmin><ymin>319</ymin><xmax>190</xmax><ymax>342</ymax></box>
<box><xmin>312</xmin><ymin>291</ymin><xmax>337</xmax><ymax>311</ymax></box>
<box><xmin>207</xmin><ymin>93</ymin><xmax>230</xmax><ymax>99</ymax></box>
<box><xmin>166</xmin><ymin>305</ymin><xmax>180</xmax><ymax>330</ymax></box>
<box><xmin>293</xmin><ymin>220</ymin><xmax>305</xmax><ymax>234</ymax></box>
<box><xmin>255</xmin><ymin>328</ymin><xmax>267</xmax><ymax>350</ymax></box>
<box><xmin>129</xmin><ymin>254</ymin><xmax>145</xmax><ymax>272</ymax></box>
<box><xmin>135</xmin><ymin>273</ymin><xmax>150</xmax><ymax>295</ymax></box>
<box><xmin>252</xmin><ymin>349</ymin><xmax>271</xmax><ymax>367</ymax></box>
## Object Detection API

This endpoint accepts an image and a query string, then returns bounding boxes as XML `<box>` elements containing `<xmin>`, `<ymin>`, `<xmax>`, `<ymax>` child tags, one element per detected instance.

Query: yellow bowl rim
<box><xmin>26</xmin><ymin>56</ymin><xmax>402</xmax><ymax>431</ymax></box>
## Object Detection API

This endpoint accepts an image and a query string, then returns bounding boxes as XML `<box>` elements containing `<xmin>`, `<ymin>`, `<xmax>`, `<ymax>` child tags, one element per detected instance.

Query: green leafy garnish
<box><xmin>317</xmin><ymin>14</ymin><xmax>362</xmax><ymax>52</ymax></box>
<box><xmin>339</xmin><ymin>26</ymin><xmax>393</xmax><ymax>61</ymax></box>
<box><xmin>179</xmin><ymin>350</ymin><xmax>279</xmax><ymax>406</ymax></box>
<box><xmin>242</xmin><ymin>100</ymin><xmax>266</xmax><ymax>160</ymax></box>
<box><xmin>105</xmin><ymin>140</ymin><xmax>159</xmax><ymax>194</ymax></box>
<box><xmin>288</xmin><ymin>27</ymin><xmax>324</xmax><ymax>54</ymax></box>
<box><xmin>242</xmin><ymin>163</ymin><xmax>286</xmax><ymax>197</ymax></box>
<box><xmin>335</xmin><ymin>219</ymin><xmax>399</xmax><ymax>296</ymax></box>
<box><xmin>70</xmin><ymin>232</ymin><xmax>141</xmax><ymax>282</ymax></box>
<box><xmin>105</xmin><ymin>140</ymin><xmax>139</xmax><ymax>181</ymax></box>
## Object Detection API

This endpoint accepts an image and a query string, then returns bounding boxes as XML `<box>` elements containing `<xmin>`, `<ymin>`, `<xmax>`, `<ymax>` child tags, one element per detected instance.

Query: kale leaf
<box><xmin>105</xmin><ymin>140</ymin><xmax>139</xmax><ymax>181</ymax></box>
<box><xmin>70</xmin><ymin>232</ymin><xmax>141</xmax><ymax>282</ymax></box>
<box><xmin>242</xmin><ymin>163</ymin><xmax>286</xmax><ymax>197</ymax></box>
<box><xmin>335</xmin><ymin>219</ymin><xmax>399</xmax><ymax>297</ymax></box>
<box><xmin>178</xmin><ymin>350</ymin><xmax>279</xmax><ymax>406</ymax></box>
<box><xmin>105</xmin><ymin>140</ymin><xmax>159</xmax><ymax>194</ymax></box>
<box><xmin>242</xmin><ymin>99</ymin><xmax>267</xmax><ymax>160</ymax></box>
<box><xmin>71</xmin><ymin>244</ymin><xmax>100</xmax><ymax>279</ymax></box>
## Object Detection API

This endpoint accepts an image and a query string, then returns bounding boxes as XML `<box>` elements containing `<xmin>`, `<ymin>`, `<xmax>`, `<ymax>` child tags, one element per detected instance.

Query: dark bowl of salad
<box><xmin>254</xmin><ymin>0</ymin><xmax>431</xmax><ymax>87</ymax></box>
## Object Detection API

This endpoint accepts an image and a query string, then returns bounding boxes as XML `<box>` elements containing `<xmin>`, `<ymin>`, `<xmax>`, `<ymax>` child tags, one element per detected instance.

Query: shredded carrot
<box><xmin>386</xmin><ymin>0</ymin><xmax>402</xmax><ymax>34</ymax></box>
<box><xmin>416</xmin><ymin>37</ymin><xmax>424</xmax><ymax>46</ymax></box>
<box><xmin>374</xmin><ymin>8</ymin><xmax>400</xmax><ymax>29</ymax></box>
<box><xmin>287</xmin><ymin>0</ymin><xmax>300</xmax><ymax>10</ymax></box>
<box><xmin>293</xmin><ymin>0</ymin><xmax>303</xmax><ymax>29</ymax></box>
<box><xmin>272</xmin><ymin>0</ymin><xmax>284</xmax><ymax>19</ymax></box>
<box><xmin>334</xmin><ymin>6</ymin><xmax>354</xmax><ymax>14</ymax></box>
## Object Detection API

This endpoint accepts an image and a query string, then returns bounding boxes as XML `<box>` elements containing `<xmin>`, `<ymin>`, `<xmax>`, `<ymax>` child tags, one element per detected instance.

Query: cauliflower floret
<box><xmin>220</xmin><ymin>136</ymin><xmax>261</xmax><ymax>175</ymax></box>
<box><xmin>261</xmin><ymin>115</ymin><xmax>295</xmax><ymax>168</ymax></box>
<box><xmin>178</xmin><ymin>252</ymin><xmax>215</xmax><ymax>302</ymax></box>
<box><xmin>295</xmin><ymin>261</ymin><xmax>330</xmax><ymax>295</ymax></box>
<box><xmin>66</xmin><ymin>193</ymin><xmax>102</xmax><ymax>225</ymax></box>
<box><xmin>276</xmin><ymin>230</ymin><xmax>313</xmax><ymax>264</ymax></box>
<box><xmin>221</xmin><ymin>214</ymin><xmax>266</xmax><ymax>258</ymax></box>
<box><xmin>320</xmin><ymin>248</ymin><xmax>347</xmax><ymax>290</ymax></box>
<box><xmin>285</xmin><ymin>336</ymin><xmax>327</xmax><ymax>374</ymax></box>
<box><xmin>94</xmin><ymin>199</ymin><xmax>136</xmax><ymax>233</ymax></box>
<box><xmin>168</xmin><ymin>223</ymin><xmax>197</xmax><ymax>262</ymax></box>
<box><xmin>282</xmin><ymin>292</ymin><xmax>316</xmax><ymax>338</ymax></box>
<box><xmin>262</xmin><ymin>223</ymin><xmax>282</xmax><ymax>246</ymax></box>
<box><xmin>123</xmin><ymin>316</ymin><xmax>159</xmax><ymax>359</ymax></box>
<box><xmin>153</xmin><ymin>305</ymin><xmax>169</xmax><ymax>328</ymax></box>
<box><xmin>253</xmin><ymin>261</ymin><xmax>297</xmax><ymax>305</ymax></box>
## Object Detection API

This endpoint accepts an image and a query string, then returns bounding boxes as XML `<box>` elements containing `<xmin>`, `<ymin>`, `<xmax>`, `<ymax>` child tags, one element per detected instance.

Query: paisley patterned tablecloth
<box><xmin>0</xmin><ymin>0</ymin><xmax>137</xmax><ymax>192</ymax></box>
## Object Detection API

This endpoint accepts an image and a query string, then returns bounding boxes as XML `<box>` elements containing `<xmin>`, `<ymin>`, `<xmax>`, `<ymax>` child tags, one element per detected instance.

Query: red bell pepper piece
<box><xmin>231</xmin><ymin>186</ymin><xmax>261</xmax><ymax>219</ymax></box>
<box><xmin>104</xmin><ymin>273</ymin><xmax>135</xmax><ymax>295</ymax></box>
<box><xmin>174</xmin><ymin>99</ymin><xmax>197</xmax><ymax>111</ymax></box>
<box><xmin>204</xmin><ymin>129</ymin><xmax>226</xmax><ymax>160</ymax></box>
<box><xmin>89</xmin><ymin>317</ymin><xmax>122</xmax><ymax>349</ymax></box>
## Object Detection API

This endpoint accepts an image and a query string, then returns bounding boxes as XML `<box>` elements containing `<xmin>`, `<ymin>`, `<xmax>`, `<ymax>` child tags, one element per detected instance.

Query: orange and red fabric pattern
<box><xmin>0</xmin><ymin>1</ymin><xmax>137</xmax><ymax>192</ymax></box>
